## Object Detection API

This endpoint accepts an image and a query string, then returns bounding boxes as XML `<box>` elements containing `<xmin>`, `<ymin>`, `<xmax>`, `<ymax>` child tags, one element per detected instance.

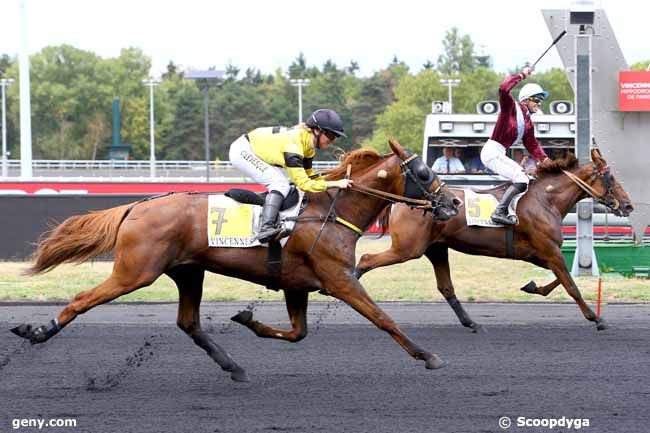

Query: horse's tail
<box><xmin>25</xmin><ymin>204</ymin><xmax>133</xmax><ymax>276</ymax></box>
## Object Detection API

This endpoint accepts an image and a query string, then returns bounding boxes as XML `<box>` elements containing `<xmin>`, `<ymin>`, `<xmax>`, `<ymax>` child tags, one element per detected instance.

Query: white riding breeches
<box><xmin>229</xmin><ymin>135</ymin><xmax>291</xmax><ymax>197</ymax></box>
<box><xmin>480</xmin><ymin>139</ymin><xmax>529</xmax><ymax>184</ymax></box>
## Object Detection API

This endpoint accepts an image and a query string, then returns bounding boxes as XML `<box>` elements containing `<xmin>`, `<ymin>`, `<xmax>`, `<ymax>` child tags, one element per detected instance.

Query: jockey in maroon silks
<box><xmin>480</xmin><ymin>66</ymin><xmax>550</xmax><ymax>225</ymax></box>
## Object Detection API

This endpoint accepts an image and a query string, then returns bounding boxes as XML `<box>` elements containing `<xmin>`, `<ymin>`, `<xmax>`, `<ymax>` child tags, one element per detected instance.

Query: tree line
<box><xmin>1</xmin><ymin>29</ymin><xmax>648</xmax><ymax>161</ymax></box>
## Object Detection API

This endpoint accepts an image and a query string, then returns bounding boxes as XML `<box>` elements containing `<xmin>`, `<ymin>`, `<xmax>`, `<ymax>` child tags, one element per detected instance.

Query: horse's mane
<box><xmin>322</xmin><ymin>147</ymin><xmax>384</xmax><ymax>180</ymax></box>
<box><xmin>535</xmin><ymin>153</ymin><xmax>579</xmax><ymax>178</ymax></box>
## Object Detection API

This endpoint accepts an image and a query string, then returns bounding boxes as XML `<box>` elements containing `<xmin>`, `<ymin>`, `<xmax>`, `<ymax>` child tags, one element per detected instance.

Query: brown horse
<box><xmin>11</xmin><ymin>140</ymin><xmax>460</xmax><ymax>382</ymax></box>
<box><xmin>356</xmin><ymin>149</ymin><xmax>634</xmax><ymax>332</ymax></box>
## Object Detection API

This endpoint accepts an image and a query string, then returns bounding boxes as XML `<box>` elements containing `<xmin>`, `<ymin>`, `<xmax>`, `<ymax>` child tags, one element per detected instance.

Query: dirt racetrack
<box><xmin>1</xmin><ymin>302</ymin><xmax>650</xmax><ymax>433</ymax></box>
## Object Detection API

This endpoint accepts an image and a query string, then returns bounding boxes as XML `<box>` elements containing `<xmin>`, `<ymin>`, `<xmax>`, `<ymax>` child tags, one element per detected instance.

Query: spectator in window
<box><xmin>513</xmin><ymin>148</ymin><xmax>537</xmax><ymax>175</ymax></box>
<box><xmin>551</xmin><ymin>148</ymin><xmax>567</xmax><ymax>160</ymax></box>
<box><xmin>465</xmin><ymin>149</ymin><xmax>487</xmax><ymax>173</ymax></box>
<box><xmin>432</xmin><ymin>147</ymin><xmax>465</xmax><ymax>174</ymax></box>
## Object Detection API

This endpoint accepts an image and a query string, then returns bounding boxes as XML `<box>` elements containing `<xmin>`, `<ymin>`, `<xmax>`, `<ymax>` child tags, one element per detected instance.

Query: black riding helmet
<box><xmin>305</xmin><ymin>109</ymin><xmax>347</xmax><ymax>138</ymax></box>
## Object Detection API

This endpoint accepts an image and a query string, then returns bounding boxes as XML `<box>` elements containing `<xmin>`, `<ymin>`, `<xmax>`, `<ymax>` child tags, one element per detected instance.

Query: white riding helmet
<box><xmin>518</xmin><ymin>83</ymin><xmax>549</xmax><ymax>102</ymax></box>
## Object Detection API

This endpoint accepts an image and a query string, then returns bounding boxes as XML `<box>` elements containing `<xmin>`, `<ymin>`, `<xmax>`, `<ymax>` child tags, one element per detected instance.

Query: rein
<box><xmin>307</xmin><ymin>164</ymin><xmax>352</xmax><ymax>255</ymax></box>
<box><xmin>348</xmin><ymin>154</ymin><xmax>444</xmax><ymax>210</ymax></box>
<box><xmin>304</xmin><ymin>152</ymin><xmax>446</xmax><ymax>255</ymax></box>
<box><xmin>349</xmin><ymin>183</ymin><xmax>438</xmax><ymax>209</ymax></box>
<box><xmin>562</xmin><ymin>165</ymin><xmax>620</xmax><ymax>209</ymax></box>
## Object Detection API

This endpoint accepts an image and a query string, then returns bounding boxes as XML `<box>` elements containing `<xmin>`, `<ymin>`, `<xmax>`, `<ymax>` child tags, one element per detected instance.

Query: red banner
<box><xmin>0</xmin><ymin>182</ymin><xmax>265</xmax><ymax>195</ymax></box>
<box><xmin>619</xmin><ymin>71</ymin><xmax>650</xmax><ymax>111</ymax></box>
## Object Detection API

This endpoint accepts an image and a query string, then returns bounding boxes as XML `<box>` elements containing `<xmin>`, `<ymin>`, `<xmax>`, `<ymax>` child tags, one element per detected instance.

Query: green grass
<box><xmin>1</xmin><ymin>238</ymin><xmax>649</xmax><ymax>302</ymax></box>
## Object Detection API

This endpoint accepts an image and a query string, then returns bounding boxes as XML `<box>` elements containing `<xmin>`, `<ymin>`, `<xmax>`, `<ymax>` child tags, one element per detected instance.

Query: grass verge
<box><xmin>1</xmin><ymin>238</ymin><xmax>649</xmax><ymax>302</ymax></box>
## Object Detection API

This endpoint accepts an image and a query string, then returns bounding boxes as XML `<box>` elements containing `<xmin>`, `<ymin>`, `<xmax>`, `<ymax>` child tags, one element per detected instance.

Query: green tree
<box><xmin>437</xmin><ymin>27</ymin><xmax>477</xmax><ymax>75</ymax></box>
<box><xmin>0</xmin><ymin>54</ymin><xmax>13</xmax><ymax>77</ymax></box>
<box><xmin>158</xmin><ymin>80</ymin><xmax>204</xmax><ymax>160</ymax></box>
<box><xmin>449</xmin><ymin>67</ymin><xmax>502</xmax><ymax>114</ymax></box>
<box><xmin>631</xmin><ymin>60</ymin><xmax>650</xmax><ymax>71</ymax></box>
<box><xmin>368</xmin><ymin>69</ymin><xmax>445</xmax><ymax>153</ymax></box>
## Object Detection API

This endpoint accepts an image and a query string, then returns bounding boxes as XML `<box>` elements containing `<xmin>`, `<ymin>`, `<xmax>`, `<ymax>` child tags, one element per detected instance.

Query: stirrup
<box><xmin>256</xmin><ymin>226</ymin><xmax>284</xmax><ymax>244</ymax></box>
<box><xmin>490</xmin><ymin>209</ymin><xmax>517</xmax><ymax>225</ymax></box>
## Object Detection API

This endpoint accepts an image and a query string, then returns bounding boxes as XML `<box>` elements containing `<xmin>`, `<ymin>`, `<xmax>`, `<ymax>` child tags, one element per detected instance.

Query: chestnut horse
<box><xmin>11</xmin><ymin>140</ymin><xmax>460</xmax><ymax>382</ymax></box>
<box><xmin>356</xmin><ymin>149</ymin><xmax>634</xmax><ymax>332</ymax></box>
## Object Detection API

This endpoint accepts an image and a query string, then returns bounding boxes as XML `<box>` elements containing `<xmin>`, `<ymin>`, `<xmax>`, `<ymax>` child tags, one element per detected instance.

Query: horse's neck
<box><xmin>337</xmin><ymin>172</ymin><xmax>398</xmax><ymax>230</ymax></box>
<box><xmin>540</xmin><ymin>165</ymin><xmax>592</xmax><ymax>216</ymax></box>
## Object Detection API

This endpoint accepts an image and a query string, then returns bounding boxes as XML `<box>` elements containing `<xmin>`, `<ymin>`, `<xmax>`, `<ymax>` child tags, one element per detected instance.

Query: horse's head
<box><xmin>590</xmin><ymin>148</ymin><xmax>634</xmax><ymax>217</ymax></box>
<box><xmin>388</xmin><ymin>139</ymin><xmax>461</xmax><ymax>221</ymax></box>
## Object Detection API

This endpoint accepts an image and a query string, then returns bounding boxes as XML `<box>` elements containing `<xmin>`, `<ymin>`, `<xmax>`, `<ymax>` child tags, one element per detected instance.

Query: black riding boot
<box><xmin>491</xmin><ymin>182</ymin><xmax>527</xmax><ymax>225</ymax></box>
<box><xmin>256</xmin><ymin>190</ymin><xmax>285</xmax><ymax>243</ymax></box>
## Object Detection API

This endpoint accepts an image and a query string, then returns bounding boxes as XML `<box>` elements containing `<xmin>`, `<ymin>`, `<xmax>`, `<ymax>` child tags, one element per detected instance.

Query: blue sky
<box><xmin>1</xmin><ymin>0</ymin><xmax>646</xmax><ymax>77</ymax></box>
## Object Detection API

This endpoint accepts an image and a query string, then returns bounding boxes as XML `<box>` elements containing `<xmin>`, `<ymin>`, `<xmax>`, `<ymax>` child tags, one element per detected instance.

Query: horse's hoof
<box><xmin>10</xmin><ymin>324</ymin><xmax>33</xmax><ymax>339</ymax></box>
<box><xmin>469</xmin><ymin>323</ymin><xmax>486</xmax><ymax>334</ymax></box>
<box><xmin>520</xmin><ymin>281</ymin><xmax>538</xmax><ymax>294</ymax></box>
<box><xmin>424</xmin><ymin>354</ymin><xmax>445</xmax><ymax>370</ymax></box>
<box><xmin>29</xmin><ymin>326</ymin><xmax>50</xmax><ymax>344</ymax></box>
<box><xmin>352</xmin><ymin>267</ymin><xmax>365</xmax><ymax>279</ymax></box>
<box><xmin>596</xmin><ymin>319</ymin><xmax>608</xmax><ymax>331</ymax></box>
<box><xmin>231</xmin><ymin>311</ymin><xmax>253</xmax><ymax>325</ymax></box>
<box><xmin>230</xmin><ymin>367</ymin><xmax>250</xmax><ymax>382</ymax></box>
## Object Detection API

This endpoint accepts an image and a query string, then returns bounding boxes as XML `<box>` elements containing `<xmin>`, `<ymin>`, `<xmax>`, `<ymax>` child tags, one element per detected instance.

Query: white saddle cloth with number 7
<box><xmin>207</xmin><ymin>193</ymin><xmax>303</xmax><ymax>247</ymax></box>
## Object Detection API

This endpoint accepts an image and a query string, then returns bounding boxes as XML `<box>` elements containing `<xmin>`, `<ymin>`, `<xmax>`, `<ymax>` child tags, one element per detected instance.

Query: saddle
<box><xmin>225</xmin><ymin>186</ymin><xmax>300</xmax><ymax>211</ymax></box>
<box><xmin>464</xmin><ymin>181</ymin><xmax>529</xmax><ymax>228</ymax></box>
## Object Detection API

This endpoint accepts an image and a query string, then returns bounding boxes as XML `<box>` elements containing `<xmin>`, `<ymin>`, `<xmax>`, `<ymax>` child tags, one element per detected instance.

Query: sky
<box><xmin>0</xmin><ymin>0</ymin><xmax>647</xmax><ymax>78</ymax></box>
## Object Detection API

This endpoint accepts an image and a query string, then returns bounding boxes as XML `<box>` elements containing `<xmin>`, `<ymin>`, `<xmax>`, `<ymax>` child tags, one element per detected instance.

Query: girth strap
<box><xmin>286</xmin><ymin>215</ymin><xmax>364</xmax><ymax>236</ymax></box>
<box><xmin>505</xmin><ymin>226</ymin><xmax>515</xmax><ymax>259</ymax></box>
<box><xmin>266</xmin><ymin>240</ymin><xmax>282</xmax><ymax>291</ymax></box>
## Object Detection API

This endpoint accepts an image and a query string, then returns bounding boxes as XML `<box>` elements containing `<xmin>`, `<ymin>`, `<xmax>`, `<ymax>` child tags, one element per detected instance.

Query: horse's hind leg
<box><xmin>354</xmin><ymin>214</ymin><xmax>430</xmax><ymax>279</ymax></box>
<box><xmin>168</xmin><ymin>265</ymin><xmax>249</xmax><ymax>382</ymax></box>
<box><xmin>11</xmin><ymin>269</ymin><xmax>160</xmax><ymax>344</ymax></box>
<box><xmin>355</xmin><ymin>247</ymin><xmax>411</xmax><ymax>279</ymax></box>
<box><xmin>425</xmin><ymin>245</ymin><xmax>482</xmax><ymax>333</ymax></box>
<box><xmin>520</xmin><ymin>278</ymin><xmax>561</xmax><ymax>296</ymax></box>
<box><xmin>231</xmin><ymin>290</ymin><xmax>308</xmax><ymax>342</ymax></box>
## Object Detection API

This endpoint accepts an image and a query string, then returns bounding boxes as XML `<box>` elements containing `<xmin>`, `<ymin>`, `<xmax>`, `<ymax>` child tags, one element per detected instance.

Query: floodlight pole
<box><xmin>19</xmin><ymin>0</ymin><xmax>32</xmax><ymax>179</ymax></box>
<box><xmin>440</xmin><ymin>78</ymin><xmax>461</xmax><ymax>114</ymax></box>
<box><xmin>142</xmin><ymin>78</ymin><xmax>160</xmax><ymax>178</ymax></box>
<box><xmin>186</xmin><ymin>69</ymin><xmax>224</xmax><ymax>182</ymax></box>
<box><xmin>202</xmin><ymin>86</ymin><xmax>210</xmax><ymax>181</ymax></box>
<box><xmin>290</xmin><ymin>78</ymin><xmax>310</xmax><ymax>123</ymax></box>
<box><xmin>1</xmin><ymin>78</ymin><xmax>14</xmax><ymax>178</ymax></box>
<box><xmin>572</xmin><ymin>24</ymin><xmax>598</xmax><ymax>277</ymax></box>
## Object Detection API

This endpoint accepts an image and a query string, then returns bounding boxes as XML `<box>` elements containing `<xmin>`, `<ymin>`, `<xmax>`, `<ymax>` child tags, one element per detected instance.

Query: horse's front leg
<box><xmin>232</xmin><ymin>290</ymin><xmax>308</xmax><ymax>342</ymax></box>
<box><xmin>534</xmin><ymin>243</ymin><xmax>606</xmax><ymax>330</ymax></box>
<box><xmin>324</xmin><ymin>272</ymin><xmax>445</xmax><ymax>370</ymax></box>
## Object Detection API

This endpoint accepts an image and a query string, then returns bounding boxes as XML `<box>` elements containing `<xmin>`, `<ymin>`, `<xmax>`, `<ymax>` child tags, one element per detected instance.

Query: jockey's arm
<box><xmin>522</xmin><ymin>131</ymin><xmax>549</xmax><ymax>162</ymax></box>
<box><xmin>498</xmin><ymin>74</ymin><xmax>524</xmax><ymax>110</ymax></box>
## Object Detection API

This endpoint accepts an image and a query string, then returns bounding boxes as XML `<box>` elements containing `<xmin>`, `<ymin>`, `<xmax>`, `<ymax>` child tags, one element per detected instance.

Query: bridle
<box><xmin>304</xmin><ymin>153</ymin><xmax>450</xmax><ymax>255</ymax></box>
<box><xmin>562</xmin><ymin>162</ymin><xmax>620</xmax><ymax>211</ymax></box>
<box><xmin>348</xmin><ymin>153</ymin><xmax>446</xmax><ymax>211</ymax></box>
